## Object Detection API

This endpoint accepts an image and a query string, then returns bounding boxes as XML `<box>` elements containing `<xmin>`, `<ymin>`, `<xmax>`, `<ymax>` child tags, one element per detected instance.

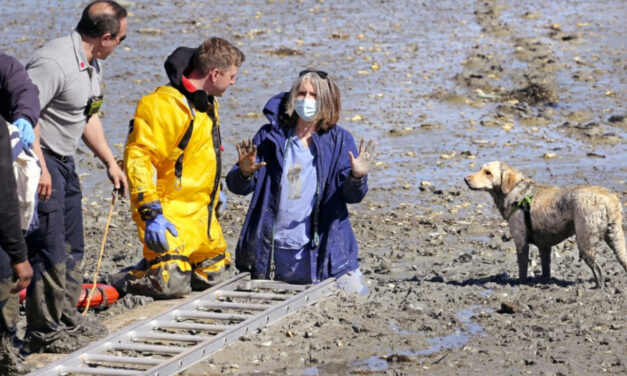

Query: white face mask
<box><xmin>294</xmin><ymin>98</ymin><xmax>318</xmax><ymax>122</ymax></box>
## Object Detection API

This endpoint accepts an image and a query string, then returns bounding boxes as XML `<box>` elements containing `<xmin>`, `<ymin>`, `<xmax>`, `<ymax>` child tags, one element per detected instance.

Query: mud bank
<box><xmin>2</xmin><ymin>0</ymin><xmax>625</xmax><ymax>375</ymax></box>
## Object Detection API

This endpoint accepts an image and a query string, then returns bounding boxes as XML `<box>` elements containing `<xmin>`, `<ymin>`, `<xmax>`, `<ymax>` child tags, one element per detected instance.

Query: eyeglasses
<box><xmin>299</xmin><ymin>69</ymin><xmax>328</xmax><ymax>79</ymax></box>
<box><xmin>111</xmin><ymin>34</ymin><xmax>126</xmax><ymax>44</ymax></box>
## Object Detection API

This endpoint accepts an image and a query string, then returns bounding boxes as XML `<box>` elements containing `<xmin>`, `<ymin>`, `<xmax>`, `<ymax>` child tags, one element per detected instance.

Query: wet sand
<box><xmin>2</xmin><ymin>0</ymin><xmax>626</xmax><ymax>374</ymax></box>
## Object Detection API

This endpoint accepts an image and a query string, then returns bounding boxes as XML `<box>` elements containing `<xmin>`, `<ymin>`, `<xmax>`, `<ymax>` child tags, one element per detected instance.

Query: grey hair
<box><xmin>284</xmin><ymin>70</ymin><xmax>341</xmax><ymax>131</ymax></box>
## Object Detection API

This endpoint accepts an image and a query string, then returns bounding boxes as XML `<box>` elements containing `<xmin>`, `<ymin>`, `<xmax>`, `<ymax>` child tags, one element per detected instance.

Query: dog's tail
<box><xmin>606</xmin><ymin>199</ymin><xmax>627</xmax><ymax>272</ymax></box>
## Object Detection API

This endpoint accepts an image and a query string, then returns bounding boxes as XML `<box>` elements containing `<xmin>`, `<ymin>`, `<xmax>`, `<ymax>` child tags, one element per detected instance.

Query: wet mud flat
<box><xmin>2</xmin><ymin>0</ymin><xmax>625</xmax><ymax>375</ymax></box>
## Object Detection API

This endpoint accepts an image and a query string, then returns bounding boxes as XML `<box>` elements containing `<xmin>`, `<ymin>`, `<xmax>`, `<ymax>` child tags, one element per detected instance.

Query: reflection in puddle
<box><xmin>389</xmin><ymin>324</ymin><xmax>412</xmax><ymax>335</ymax></box>
<box><xmin>351</xmin><ymin>305</ymin><xmax>491</xmax><ymax>372</ymax></box>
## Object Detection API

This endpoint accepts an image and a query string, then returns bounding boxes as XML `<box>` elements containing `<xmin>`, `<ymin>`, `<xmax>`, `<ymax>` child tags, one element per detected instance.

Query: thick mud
<box><xmin>2</xmin><ymin>0</ymin><xmax>625</xmax><ymax>375</ymax></box>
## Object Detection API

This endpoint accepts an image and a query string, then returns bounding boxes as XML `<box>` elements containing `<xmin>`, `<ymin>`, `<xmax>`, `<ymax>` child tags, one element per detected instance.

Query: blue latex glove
<box><xmin>13</xmin><ymin>118</ymin><xmax>34</xmax><ymax>148</ymax></box>
<box><xmin>145</xmin><ymin>214</ymin><xmax>178</xmax><ymax>253</ymax></box>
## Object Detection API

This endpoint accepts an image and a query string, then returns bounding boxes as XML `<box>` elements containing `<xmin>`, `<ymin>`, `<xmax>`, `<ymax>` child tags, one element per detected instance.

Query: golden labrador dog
<box><xmin>464</xmin><ymin>161</ymin><xmax>627</xmax><ymax>287</ymax></box>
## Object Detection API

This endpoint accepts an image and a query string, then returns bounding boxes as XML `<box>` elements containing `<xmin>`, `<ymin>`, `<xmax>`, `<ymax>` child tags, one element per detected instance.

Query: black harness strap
<box><xmin>148</xmin><ymin>254</ymin><xmax>190</xmax><ymax>267</ymax></box>
<box><xmin>205</xmin><ymin>101</ymin><xmax>222</xmax><ymax>240</ymax></box>
<box><xmin>174</xmin><ymin>99</ymin><xmax>196</xmax><ymax>190</ymax></box>
<box><xmin>191</xmin><ymin>253</ymin><xmax>225</xmax><ymax>270</ymax></box>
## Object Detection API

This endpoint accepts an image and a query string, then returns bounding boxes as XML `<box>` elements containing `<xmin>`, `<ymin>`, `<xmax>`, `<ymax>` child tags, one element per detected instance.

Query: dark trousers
<box><xmin>25</xmin><ymin>150</ymin><xmax>84</xmax><ymax>345</ymax></box>
<box><xmin>0</xmin><ymin>257</ymin><xmax>18</xmax><ymax>336</ymax></box>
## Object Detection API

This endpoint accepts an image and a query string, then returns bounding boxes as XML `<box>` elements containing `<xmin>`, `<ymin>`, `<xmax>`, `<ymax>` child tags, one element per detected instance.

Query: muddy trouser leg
<box><xmin>191</xmin><ymin>254</ymin><xmax>233</xmax><ymax>291</ymax></box>
<box><xmin>59</xmin><ymin>166</ymin><xmax>84</xmax><ymax>330</ymax></box>
<box><xmin>0</xmin><ymin>249</ymin><xmax>26</xmax><ymax>374</ymax></box>
<box><xmin>122</xmin><ymin>260</ymin><xmax>192</xmax><ymax>299</ymax></box>
<box><xmin>24</xmin><ymin>154</ymin><xmax>70</xmax><ymax>351</ymax></box>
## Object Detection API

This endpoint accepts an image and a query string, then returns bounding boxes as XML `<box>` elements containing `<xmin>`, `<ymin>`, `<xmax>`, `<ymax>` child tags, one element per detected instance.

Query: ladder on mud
<box><xmin>28</xmin><ymin>273</ymin><xmax>336</xmax><ymax>376</ymax></box>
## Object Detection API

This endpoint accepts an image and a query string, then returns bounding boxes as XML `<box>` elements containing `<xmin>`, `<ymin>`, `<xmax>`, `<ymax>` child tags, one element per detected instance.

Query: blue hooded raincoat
<box><xmin>226</xmin><ymin>92</ymin><xmax>368</xmax><ymax>282</ymax></box>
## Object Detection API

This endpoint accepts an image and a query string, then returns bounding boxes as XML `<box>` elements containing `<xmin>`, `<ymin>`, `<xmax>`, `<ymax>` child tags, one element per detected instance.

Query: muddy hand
<box><xmin>236</xmin><ymin>138</ymin><xmax>266</xmax><ymax>178</ymax></box>
<box><xmin>349</xmin><ymin>138</ymin><xmax>378</xmax><ymax>179</ymax></box>
<box><xmin>107</xmin><ymin>159</ymin><xmax>127</xmax><ymax>198</ymax></box>
<box><xmin>11</xmin><ymin>260</ymin><xmax>33</xmax><ymax>293</ymax></box>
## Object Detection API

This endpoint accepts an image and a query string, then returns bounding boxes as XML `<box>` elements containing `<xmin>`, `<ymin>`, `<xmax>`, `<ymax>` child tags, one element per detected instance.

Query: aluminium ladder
<box><xmin>28</xmin><ymin>272</ymin><xmax>336</xmax><ymax>376</ymax></box>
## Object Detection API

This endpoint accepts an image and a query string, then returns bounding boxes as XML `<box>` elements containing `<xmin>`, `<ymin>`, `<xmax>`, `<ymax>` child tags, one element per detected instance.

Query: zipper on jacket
<box><xmin>268</xmin><ymin>130</ymin><xmax>294</xmax><ymax>279</ymax></box>
<box><xmin>310</xmin><ymin>134</ymin><xmax>323</xmax><ymax>249</ymax></box>
<box><xmin>206</xmin><ymin>103</ymin><xmax>221</xmax><ymax>240</ymax></box>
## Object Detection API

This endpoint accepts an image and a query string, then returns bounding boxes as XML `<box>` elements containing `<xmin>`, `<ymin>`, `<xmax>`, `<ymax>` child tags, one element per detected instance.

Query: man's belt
<box><xmin>43</xmin><ymin>148</ymin><xmax>71</xmax><ymax>163</ymax></box>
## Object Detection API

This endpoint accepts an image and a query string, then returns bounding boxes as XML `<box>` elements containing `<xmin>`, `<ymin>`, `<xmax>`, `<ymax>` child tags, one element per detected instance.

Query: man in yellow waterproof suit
<box><xmin>116</xmin><ymin>37</ymin><xmax>245</xmax><ymax>298</ymax></box>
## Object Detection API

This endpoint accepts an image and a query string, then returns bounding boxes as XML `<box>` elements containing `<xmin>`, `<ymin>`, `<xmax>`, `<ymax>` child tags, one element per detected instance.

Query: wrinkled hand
<box><xmin>11</xmin><ymin>261</ymin><xmax>33</xmax><ymax>293</ymax></box>
<box><xmin>107</xmin><ymin>159</ymin><xmax>127</xmax><ymax>197</ymax></box>
<box><xmin>145</xmin><ymin>214</ymin><xmax>178</xmax><ymax>253</ymax></box>
<box><xmin>348</xmin><ymin>138</ymin><xmax>378</xmax><ymax>179</ymax></box>
<box><xmin>38</xmin><ymin>166</ymin><xmax>52</xmax><ymax>201</ymax></box>
<box><xmin>236</xmin><ymin>138</ymin><xmax>266</xmax><ymax>178</ymax></box>
<box><xmin>13</xmin><ymin>118</ymin><xmax>34</xmax><ymax>148</ymax></box>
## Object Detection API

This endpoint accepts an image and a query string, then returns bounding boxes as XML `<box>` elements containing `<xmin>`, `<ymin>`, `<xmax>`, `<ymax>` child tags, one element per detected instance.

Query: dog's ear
<box><xmin>501</xmin><ymin>164</ymin><xmax>523</xmax><ymax>194</ymax></box>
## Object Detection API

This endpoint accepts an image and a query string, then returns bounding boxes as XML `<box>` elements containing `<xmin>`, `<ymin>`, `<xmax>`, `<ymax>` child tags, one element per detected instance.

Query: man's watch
<box><xmin>138</xmin><ymin>201</ymin><xmax>163</xmax><ymax>221</ymax></box>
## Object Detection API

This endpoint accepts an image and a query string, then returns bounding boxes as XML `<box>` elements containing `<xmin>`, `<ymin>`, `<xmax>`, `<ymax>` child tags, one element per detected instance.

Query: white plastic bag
<box><xmin>7</xmin><ymin>121</ymin><xmax>41</xmax><ymax>231</ymax></box>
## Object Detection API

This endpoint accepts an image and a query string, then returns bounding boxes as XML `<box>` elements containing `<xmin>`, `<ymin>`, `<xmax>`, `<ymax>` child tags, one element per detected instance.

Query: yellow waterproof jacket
<box><xmin>124</xmin><ymin>85</ymin><xmax>228</xmax><ymax>271</ymax></box>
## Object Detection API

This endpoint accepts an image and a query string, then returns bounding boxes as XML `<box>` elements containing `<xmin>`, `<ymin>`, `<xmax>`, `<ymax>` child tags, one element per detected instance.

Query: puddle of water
<box><xmin>350</xmin><ymin>305</ymin><xmax>492</xmax><ymax>373</ymax></box>
<box><xmin>298</xmin><ymin>367</ymin><xmax>319</xmax><ymax>376</ymax></box>
<box><xmin>481</xmin><ymin>289</ymin><xmax>494</xmax><ymax>297</ymax></box>
<box><xmin>413</xmin><ymin>306</ymin><xmax>490</xmax><ymax>361</ymax></box>
<box><xmin>388</xmin><ymin>324</ymin><xmax>412</xmax><ymax>335</ymax></box>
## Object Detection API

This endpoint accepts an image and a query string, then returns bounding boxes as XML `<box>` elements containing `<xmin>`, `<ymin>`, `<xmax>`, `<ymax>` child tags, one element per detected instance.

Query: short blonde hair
<box><xmin>195</xmin><ymin>37</ymin><xmax>245</xmax><ymax>73</ymax></box>
<box><xmin>285</xmin><ymin>69</ymin><xmax>341</xmax><ymax>131</ymax></box>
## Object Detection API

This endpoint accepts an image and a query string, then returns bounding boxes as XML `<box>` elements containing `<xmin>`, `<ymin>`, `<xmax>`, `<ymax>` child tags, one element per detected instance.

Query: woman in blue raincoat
<box><xmin>226</xmin><ymin>69</ymin><xmax>376</xmax><ymax>294</ymax></box>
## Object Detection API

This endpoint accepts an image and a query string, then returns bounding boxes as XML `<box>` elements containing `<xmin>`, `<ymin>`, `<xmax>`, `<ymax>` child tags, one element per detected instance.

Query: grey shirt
<box><xmin>26</xmin><ymin>30</ymin><xmax>103</xmax><ymax>156</ymax></box>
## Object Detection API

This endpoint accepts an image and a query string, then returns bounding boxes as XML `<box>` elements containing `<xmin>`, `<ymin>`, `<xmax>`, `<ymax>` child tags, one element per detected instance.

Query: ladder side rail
<box><xmin>142</xmin><ymin>278</ymin><xmax>336</xmax><ymax>376</ymax></box>
<box><xmin>26</xmin><ymin>273</ymin><xmax>251</xmax><ymax>376</ymax></box>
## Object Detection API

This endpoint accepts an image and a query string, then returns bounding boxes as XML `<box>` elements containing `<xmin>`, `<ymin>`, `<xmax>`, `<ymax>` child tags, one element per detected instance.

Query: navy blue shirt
<box><xmin>0</xmin><ymin>52</ymin><xmax>40</xmax><ymax>126</ymax></box>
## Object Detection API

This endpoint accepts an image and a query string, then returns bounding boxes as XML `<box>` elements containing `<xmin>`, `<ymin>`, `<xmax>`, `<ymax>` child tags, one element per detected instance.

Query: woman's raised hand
<box><xmin>236</xmin><ymin>138</ymin><xmax>266</xmax><ymax>178</ymax></box>
<box><xmin>348</xmin><ymin>138</ymin><xmax>378</xmax><ymax>179</ymax></box>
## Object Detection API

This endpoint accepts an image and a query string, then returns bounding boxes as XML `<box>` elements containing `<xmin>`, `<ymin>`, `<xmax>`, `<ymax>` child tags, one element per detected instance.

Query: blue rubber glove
<box><xmin>145</xmin><ymin>214</ymin><xmax>178</xmax><ymax>253</ymax></box>
<box><xmin>13</xmin><ymin>118</ymin><xmax>34</xmax><ymax>148</ymax></box>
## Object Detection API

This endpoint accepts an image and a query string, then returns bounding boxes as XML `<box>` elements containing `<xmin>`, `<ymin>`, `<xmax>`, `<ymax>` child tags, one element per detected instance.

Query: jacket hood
<box><xmin>164</xmin><ymin>47</ymin><xmax>213</xmax><ymax>113</ymax></box>
<box><xmin>263</xmin><ymin>92</ymin><xmax>293</xmax><ymax>129</ymax></box>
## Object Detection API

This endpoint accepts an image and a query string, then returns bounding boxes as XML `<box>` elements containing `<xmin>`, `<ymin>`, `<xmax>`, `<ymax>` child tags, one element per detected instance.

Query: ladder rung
<box><xmin>131</xmin><ymin>332</ymin><xmax>209</xmax><ymax>342</ymax></box>
<box><xmin>152</xmin><ymin>321</ymin><xmax>230</xmax><ymax>332</ymax></box>
<box><xmin>246</xmin><ymin>279</ymin><xmax>309</xmax><ymax>291</ymax></box>
<box><xmin>58</xmin><ymin>366</ymin><xmax>142</xmax><ymax>375</ymax></box>
<box><xmin>215</xmin><ymin>290</ymin><xmax>289</xmax><ymax>300</ymax></box>
<box><xmin>107</xmin><ymin>342</ymin><xmax>188</xmax><ymax>354</ymax></box>
<box><xmin>26</xmin><ymin>273</ymin><xmax>335</xmax><ymax>376</ymax></box>
<box><xmin>175</xmin><ymin>310</ymin><xmax>250</xmax><ymax>321</ymax></box>
<box><xmin>82</xmin><ymin>353</ymin><xmax>162</xmax><ymax>365</ymax></box>
<box><xmin>194</xmin><ymin>300</ymin><xmax>271</xmax><ymax>311</ymax></box>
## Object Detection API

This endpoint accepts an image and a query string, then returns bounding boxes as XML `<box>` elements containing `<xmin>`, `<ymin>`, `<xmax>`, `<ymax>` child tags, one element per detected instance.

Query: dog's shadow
<box><xmin>428</xmin><ymin>273</ymin><xmax>578</xmax><ymax>288</ymax></box>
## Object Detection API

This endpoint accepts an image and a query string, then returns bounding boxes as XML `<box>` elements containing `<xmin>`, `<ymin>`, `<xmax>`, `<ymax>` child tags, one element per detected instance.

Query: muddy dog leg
<box><xmin>515</xmin><ymin>240</ymin><xmax>530</xmax><ymax>283</ymax></box>
<box><xmin>576</xmin><ymin>233</ymin><xmax>604</xmax><ymax>288</ymax></box>
<box><xmin>604</xmin><ymin>220</ymin><xmax>627</xmax><ymax>273</ymax></box>
<box><xmin>575</xmin><ymin>213</ymin><xmax>605</xmax><ymax>288</ymax></box>
<box><xmin>580</xmin><ymin>249</ymin><xmax>604</xmax><ymax>288</ymax></box>
<box><xmin>539</xmin><ymin>246</ymin><xmax>552</xmax><ymax>282</ymax></box>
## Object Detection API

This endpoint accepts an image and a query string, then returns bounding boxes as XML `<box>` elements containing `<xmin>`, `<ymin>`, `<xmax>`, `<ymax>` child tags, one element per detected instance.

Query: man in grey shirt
<box><xmin>25</xmin><ymin>0</ymin><xmax>128</xmax><ymax>354</ymax></box>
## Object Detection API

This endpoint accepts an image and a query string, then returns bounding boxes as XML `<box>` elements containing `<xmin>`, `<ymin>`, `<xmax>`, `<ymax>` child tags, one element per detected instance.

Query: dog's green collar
<box><xmin>505</xmin><ymin>195</ymin><xmax>533</xmax><ymax>220</ymax></box>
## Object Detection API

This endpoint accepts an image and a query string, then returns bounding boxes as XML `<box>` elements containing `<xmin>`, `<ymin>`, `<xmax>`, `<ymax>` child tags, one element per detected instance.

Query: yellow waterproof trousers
<box><xmin>124</xmin><ymin>85</ymin><xmax>229</xmax><ymax>296</ymax></box>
